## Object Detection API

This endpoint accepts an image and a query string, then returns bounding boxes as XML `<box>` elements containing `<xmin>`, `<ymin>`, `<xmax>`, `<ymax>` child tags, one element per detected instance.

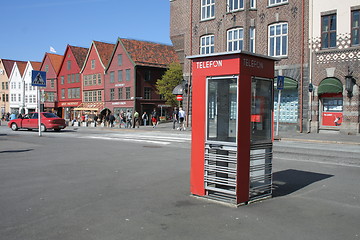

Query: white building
<box><xmin>22</xmin><ymin>61</ymin><xmax>42</xmax><ymax>113</ymax></box>
<box><xmin>8</xmin><ymin>61</ymin><xmax>26</xmax><ymax>114</ymax></box>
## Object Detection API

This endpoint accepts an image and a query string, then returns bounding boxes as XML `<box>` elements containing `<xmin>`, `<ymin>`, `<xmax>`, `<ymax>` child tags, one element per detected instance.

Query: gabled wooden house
<box><xmin>57</xmin><ymin>45</ymin><xmax>88</xmax><ymax>120</ymax></box>
<box><xmin>104</xmin><ymin>38</ymin><xmax>179</xmax><ymax>118</ymax></box>
<box><xmin>40</xmin><ymin>53</ymin><xmax>63</xmax><ymax>113</ymax></box>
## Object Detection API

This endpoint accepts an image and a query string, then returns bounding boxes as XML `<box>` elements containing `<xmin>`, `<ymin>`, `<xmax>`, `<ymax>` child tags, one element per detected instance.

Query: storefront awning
<box><xmin>318</xmin><ymin>77</ymin><xmax>343</xmax><ymax>95</ymax></box>
<box><xmin>73</xmin><ymin>108</ymin><xmax>98</xmax><ymax>111</ymax></box>
<box><xmin>275</xmin><ymin>77</ymin><xmax>298</xmax><ymax>90</ymax></box>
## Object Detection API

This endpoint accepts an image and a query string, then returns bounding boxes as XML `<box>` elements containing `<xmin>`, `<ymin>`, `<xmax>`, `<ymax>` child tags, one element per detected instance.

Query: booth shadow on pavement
<box><xmin>272</xmin><ymin>169</ymin><xmax>333</xmax><ymax>197</ymax></box>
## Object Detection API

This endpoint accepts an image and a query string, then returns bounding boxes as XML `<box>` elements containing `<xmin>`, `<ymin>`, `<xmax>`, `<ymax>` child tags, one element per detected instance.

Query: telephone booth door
<box><xmin>205</xmin><ymin>76</ymin><xmax>238</xmax><ymax>201</ymax></box>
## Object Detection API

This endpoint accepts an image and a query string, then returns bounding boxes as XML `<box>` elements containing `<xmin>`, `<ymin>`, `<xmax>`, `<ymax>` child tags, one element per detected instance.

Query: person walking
<box><xmin>151</xmin><ymin>109</ymin><xmax>158</xmax><ymax>128</ymax></box>
<box><xmin>126</xmin><ymin>110</ymin><xmax>132</xmax><ymax>128</ymax></box>
<box><xmin>172</xmin><ymin>107</ymin><xmax>178</xmax><ymax>130</ymax></box>
<box><xmin>109</xmin><ymin>114</ymin><xmax>115</xmax><ymax>128</ymax></box>
<box><xmin>133</xmin><ymin>110</ymin><xmax>140</xmax><ymax>128</ymax></box>
<box><xmin>178</xmin><ymin>107</ymin><xmax>186</xmax><ymax>131</ymax></box>
<box><xmin>142</xmin><ymin>112</ymin><xmax>148</xmax><ymax>126</ymax></box>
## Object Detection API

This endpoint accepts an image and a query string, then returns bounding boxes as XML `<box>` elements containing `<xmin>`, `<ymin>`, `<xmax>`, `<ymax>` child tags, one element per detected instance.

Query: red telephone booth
<box><xmin>188</xmin><ymin>51</ymin><xmax>276</xmax><ymax>205</ymax></box>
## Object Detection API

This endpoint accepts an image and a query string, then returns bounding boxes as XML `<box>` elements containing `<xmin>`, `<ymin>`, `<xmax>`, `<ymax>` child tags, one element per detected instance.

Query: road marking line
<box><xmin>78</xmin><ymin>136</ymin><xmax>171</xmax><ymax>145</ymax></box>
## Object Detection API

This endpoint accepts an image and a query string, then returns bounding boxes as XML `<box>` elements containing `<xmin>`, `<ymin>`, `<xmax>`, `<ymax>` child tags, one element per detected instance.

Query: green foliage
<box><xmin>156</xmin><ymin>62</ymin><xmax>183</xmax><ymax>106</ymax></box>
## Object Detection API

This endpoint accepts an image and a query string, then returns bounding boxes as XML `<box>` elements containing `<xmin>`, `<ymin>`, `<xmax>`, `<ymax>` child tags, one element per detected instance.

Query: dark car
<box><xmin>8</xmin><ymin>112</ymin><xmax>66</xmax><ymax>132</ymax></box>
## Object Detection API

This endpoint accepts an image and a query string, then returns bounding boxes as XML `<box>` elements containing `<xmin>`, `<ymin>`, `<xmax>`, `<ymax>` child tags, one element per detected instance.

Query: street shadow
<box><xmin>0</xmin><ymin>149</ymin><xmax>34</xmax><ymax>154</ymax></box>
<box><xmin>272</xmin><ymin>169</ymin><xmax>333</xmax><ymax>197</ymax></box>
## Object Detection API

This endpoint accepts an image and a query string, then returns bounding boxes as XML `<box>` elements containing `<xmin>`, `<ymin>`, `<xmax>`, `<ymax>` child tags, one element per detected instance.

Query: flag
<box><xmin>50</xmin><ymin>46</ymin><xmax>56</xmax><ymax>53</ymax></box>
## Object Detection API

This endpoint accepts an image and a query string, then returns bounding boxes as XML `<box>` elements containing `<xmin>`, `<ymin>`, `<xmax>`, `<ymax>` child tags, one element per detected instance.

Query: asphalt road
<box><xmin>0</xmin><ymin>126</ymin><xmax>359</xmax><ymax>240</ymax></box>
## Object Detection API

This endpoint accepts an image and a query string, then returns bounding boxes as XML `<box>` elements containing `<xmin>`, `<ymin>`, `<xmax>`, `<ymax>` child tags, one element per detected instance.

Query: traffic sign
<box><xmin>176</xmin><ymin>95</ymin><xmax>183</xmax><ymax>101</ymax></box>
<box><xmin>276</xmin><ymin>76</ymin><xmax>284</xmax><ymax>90</ymax></box>
<box><xmin>31</xmin><ymin>70</ymin><xmax>46</xmax><ymax>87</ymax></box>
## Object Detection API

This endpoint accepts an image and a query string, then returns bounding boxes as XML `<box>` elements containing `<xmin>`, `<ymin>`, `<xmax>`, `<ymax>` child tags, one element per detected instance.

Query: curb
<box><xmin>279</xmin><ymin>137</ymin><xmax>360</xmax><ymax>146</ymax></box>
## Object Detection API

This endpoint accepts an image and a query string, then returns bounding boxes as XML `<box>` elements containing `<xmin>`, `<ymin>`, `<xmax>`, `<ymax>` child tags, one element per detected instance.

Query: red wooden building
<box><xmin>57</xmin><ymin>45</ymin><xmax>88</xmax><ymax>120</ymax></box>
<box><xmin>40</xmin><ymin>53</ymin><xmax>63</xmax><ymax>113</ymax></box>
<box><xmin>79</xmin><ymin>41</ymin><xmax>115</xmax><ymax>118</ymax></box>
<box><xmin>104</xmin><ymin>38</ymin><xmax>179</xmax><ymax>118</ymax></box>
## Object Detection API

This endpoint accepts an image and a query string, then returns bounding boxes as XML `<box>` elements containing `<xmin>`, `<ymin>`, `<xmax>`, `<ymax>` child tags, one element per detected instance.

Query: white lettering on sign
<box><xmin>112</xmin><ymin>102</ymin><xmax>126</xmax><ymax>105</ymax></box>
<box><xmin>115</xmin><ymin>83</ymin><xmax>125</xmax><ymax>87</ymax></box>
<box><xmin>243</xmin><ymin>58</ymin><xmax>264</xmax><ymax>69</ymax></box>
<box><xmin>196</xmin><ymin>60</ymin><xmax>223</xmax><ymax>69</ymax></box>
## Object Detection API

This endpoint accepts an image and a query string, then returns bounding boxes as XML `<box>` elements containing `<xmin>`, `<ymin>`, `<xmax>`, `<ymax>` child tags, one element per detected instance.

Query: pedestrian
<box><xmin>172</xmin><ymin>107</ymin><xmax>178</xmax><ymax>130</ymax></box>
<box><xmin>126</xmin><ymin>110</ymin><xmax>132</xmax><ymax>128</ymax></box>
<box><xmin>142</xmin><ymin>112</ymin><xmax>148</xmax><ymax>126</ymax></box>
<box><xmin>151</xmin><ymin>109</ymin><xmax>158</xmax><ymax>128</ymax></box>
<box><xmin>109</xmin><ymin>114</ymin><xmax>115</xmax><ymax>127</ymax></box>
<box><xmin>105</xmin><ymin>114</ymin><xmax>110</xmax><ymax>127</ymax></box>
<box><xmin>178</xmin><ymin>107</ymin><xmax>186</xmax><ymax>131</ymax></box>
<box><xmin>94</xmin><ymin>115</ymin><xmax>98</xmax><ymax>127</ymax></box>
<box><xmin>133</xmin><ymin>110</ymin><xmax>140</xmax><ymax>128</ymax></box>
<box><xmin>120</xmin><ymin>111</ymin><xmax>126</xmax><ymax>128</ymax></box>
<box><xmin>81</xmin><ymin>115</ymin><xmax>85</xmax><ymax>123</ymax></box>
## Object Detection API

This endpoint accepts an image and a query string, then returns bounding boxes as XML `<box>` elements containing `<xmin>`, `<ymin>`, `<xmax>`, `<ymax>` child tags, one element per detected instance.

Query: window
<box><xmin>144</xmin><ymin>87</ymin><xmax>151</xmax><ymax>99</ymax></box>
<box><xmin>268</xmin><ymin>22</ymin><xmax>288</xmax><ymax>57</ymax></box>
<box><xmin>145</xmin><ymin>70</ymin><xmax>151</xmax><ymax>81</ymax></box>
<box><xmin>201</xmin><ymin>0</ymin><xmax>215</xmax><ymax>20</ymax></box>
<box><xmin>249</xmin><ymin>27</ymin><xmax>256</xmax><ymax>53</ymax></box>
<box><xmin>321</xmin><ymin>14</ymin><xmax>337</xmax><ymax>49</ymax></box>
<box><xmin>50</xmin><ymin>79</ymin><xmax>55</xmax><ymax>88</ymax></box>
<box><xmin>68</xmin><ymin>88</ymin><xmax>80</xmax><ymax>99</ymax></box>
<box><xmin>352</xmin><ymin>10</ymin><xmax>360</xmax><ymax>46</ymax></box>
<box><xmin>227</xmin><ymin>0</ymin><xmax>244</xmax><ymax>12</ymax></box>
<box><xmin>1</xmin><ymin>82</ymin><xmax>4</xmax><ymax>90</ymax></box>
<box><xmin>97</xmin><ymin>90</ymin><xmax>102</xmax><ymax>101</ymax></box>
<box><xmin>118</xmin><ymin>70</ymin><xmax>123</xmax><ymax>82</ymax></box>
<box><xmin>125</xmin><ymin>87</ymin><xmax>131</xmax><ymax>99</ymax></box>
<box><xmin>118</xmin><ymin>54</ymin><xmax>123</xmax><ymax>66</ymax></box>
<box><xmin>76</xmin><ymin>74</ymin><xmax>80</xmax><ymax>83</ymax></box>
<box><xmin>45</xmin><ymin>65</ymin><xmax>49</xmax><ymax>72</ymax></box>
<box><xmin>67</xmin><ymin>74</ymin><xmax>71</xmax><ymax>83</ymax></box>
<box><xmin>118</xmin><ymin>88</ymin><xmax>123</xmax><ymax>99</ymax></box>
<box><xmin>268</xmin><ymin>0</ymin><xmax>287</xmax><ymax>6</ymax></box>
<box><xmin>67</xmin><ymin>60</ymin><xmax>71</xmax><ymax>70</ymax></box>
<box><xmin>91</xmin><ymin>60</ymin><xmax>95</xmax><ymax>69</ymax></box>
<box><xmin>227</xmin><ymin>28</ymin><xmax>244</xmax><ymax>52</ymax></box>
<box><xmin>110</xmin><ymin>71</ymin><xmax>115</xmax><ymax>83</ymax></box>
<box><xmin>61</xmin><ymin>89</ymin><xmax>65</xmax><ymax>99</ymax></box>
<box><xmin>61</xmin><ymin>76</ymin><xmax>64</xmax><ymax>85</ymax></box>
<box><xmin>250</xmin><ymin>0</ymin><xmax>256</xmax><ymax>9</ymax></box>
<box><xmin>200</xmin><ymin>35</ymin><xmax>215</xmax><ymax>54</ymax></box>
<box><xmin>110</xmin><ymin>88</ymin><xmax>115</xmax><ymax>100</ymax></box>
<box><xmin>126</xmin><ymin>69</ymin><xmax>131</xmax><ymax>81</ymax></box>
<box><xmin>98</xmin><ymin>74</ymin><xmax>102</xmax><ymax>85</ymax></box>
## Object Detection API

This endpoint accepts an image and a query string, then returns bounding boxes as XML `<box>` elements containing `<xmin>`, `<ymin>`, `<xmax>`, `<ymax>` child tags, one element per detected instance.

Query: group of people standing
<box><xmin>77</xmin><ymin>107</ymin><xmax>186</xmax><ymax>130</ymax></box>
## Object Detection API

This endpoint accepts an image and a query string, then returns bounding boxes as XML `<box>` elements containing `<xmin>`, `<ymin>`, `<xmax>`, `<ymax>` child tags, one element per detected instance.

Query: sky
<box><xmin>1</xmin><ymin>0</ymin><xmax>171</xmax><ymax>62</ymax></box>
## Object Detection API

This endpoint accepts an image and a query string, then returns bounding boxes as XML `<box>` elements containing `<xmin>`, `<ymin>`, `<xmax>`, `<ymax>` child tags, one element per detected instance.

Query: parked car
<box><xmin>8</xmin><ymin>112</ymin><xmax>66</xmax><ymax>132</ymax></box>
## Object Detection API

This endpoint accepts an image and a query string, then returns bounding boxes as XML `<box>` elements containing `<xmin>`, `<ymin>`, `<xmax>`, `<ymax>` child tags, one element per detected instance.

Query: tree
<box><xmin>156</xmin><ymin>62</ymin><xmax>183</xmax><ymax>106</ymax></box>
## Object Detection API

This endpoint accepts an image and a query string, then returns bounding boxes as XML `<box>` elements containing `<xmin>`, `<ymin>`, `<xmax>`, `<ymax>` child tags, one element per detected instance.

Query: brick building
<box><xmin>170</xmin><ymin>0</ymin><xmax>311</xmax><ymax>132</ymax></box>
<box><xmin>309</xmin><ymin>0</ymin><xmax>360</xmax><ymax>134</ymax></box>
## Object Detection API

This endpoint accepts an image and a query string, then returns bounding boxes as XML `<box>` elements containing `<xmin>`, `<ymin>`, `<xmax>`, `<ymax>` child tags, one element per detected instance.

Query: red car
<box><xmin>8</xmin><ymin>112</ymin><xmax>66</xmax><ymax>132</ymax></box>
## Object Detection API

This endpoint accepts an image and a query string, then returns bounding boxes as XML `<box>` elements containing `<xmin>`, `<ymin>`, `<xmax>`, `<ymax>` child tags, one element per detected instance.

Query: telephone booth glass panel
<box><xmin>207</xmin><ymin>77</ymin><xmax>238</xmax><ymax>143</ymax></box>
